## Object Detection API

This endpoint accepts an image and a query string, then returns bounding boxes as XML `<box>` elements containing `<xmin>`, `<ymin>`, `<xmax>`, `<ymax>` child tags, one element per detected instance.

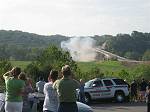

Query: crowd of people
<box><xmin>130</xmin><ymin>79</ymin><xmax>150</xmax><ymax>112</ymax></box>
<box><xmin>130</xmin><ymin>79</ymin><xmax>150</xmax><ymax>102</ymax></box>
<box><xmin>3</xmin><ymin>65</ymin><xmax>84</xmax><ymax>112</ymax></box>
<box><xmin>2</xmin><ymin>65</ymin><xmax>150</xmax><ymax>112</ymax></box>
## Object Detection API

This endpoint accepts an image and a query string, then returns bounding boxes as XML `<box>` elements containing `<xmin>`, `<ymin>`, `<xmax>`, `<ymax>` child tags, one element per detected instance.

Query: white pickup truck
<box><xmin>83</xmin><ymin>78</ymin><xmax>130</xmax><ymax>104</ymax></box>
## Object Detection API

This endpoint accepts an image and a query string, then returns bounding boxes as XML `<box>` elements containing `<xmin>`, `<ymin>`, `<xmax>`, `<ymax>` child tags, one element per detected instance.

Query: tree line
<box><xmin>1</xmin><ymin>45</ymin><xmax>150</xmax><ymax>92</ymax></box>
<box><xmin>0</xmin><ymin>30</ymin><xmax>150</xmax><ymax>61</ymax></box>
<box><xmin>105</xmin><ymin>31</ymin><xmax>150</xmax><ymax>60</ymax></box>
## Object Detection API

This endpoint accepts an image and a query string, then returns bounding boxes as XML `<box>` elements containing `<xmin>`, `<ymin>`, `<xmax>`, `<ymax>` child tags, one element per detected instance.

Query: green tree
<box><xmin>25</xmin><ymin>45</ymin><xmax>77</xmax><ymax>81</ymax></box>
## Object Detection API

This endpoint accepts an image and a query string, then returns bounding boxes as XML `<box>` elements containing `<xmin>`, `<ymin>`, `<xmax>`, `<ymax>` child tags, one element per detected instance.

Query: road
<box><xmin>91</xmin><ymin>102</ymin><xmax>147</xmax><ymax>112</ymax></box>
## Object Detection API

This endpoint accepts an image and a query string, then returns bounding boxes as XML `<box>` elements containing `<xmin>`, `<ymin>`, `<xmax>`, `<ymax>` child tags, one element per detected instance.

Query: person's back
<box><xmin>53</xmin><ymin>65</ymin><xmax>80</xmax><ymax>112</ymax></box>
<box><xmin>131</xmin><ymin>81</ymin><xmax>138</xmax><ymax>92</ymax></box>
<box><xmin>36</xmin><ymin>77</ymin><xmax>46</xmax><ymax>93</ymax></box>
<box><xmin>140</xmin><ymin>81</ymin><xmax>147</xmax><ymax>91</ymax></box>
<box><xmin>130</xmin><ymin>80</ymin><xmax>138</xmax><ymax>102</ymax></box>
<box><xmin>43</xmin><ymin>70</ymin><xmax>59</xmax><ymax>112</ymax></box>
<box><xmin>56</xmin><ymin>78</ymin><xmax>79</xmax><ymax>102</ymax></box>
<box><xmin>3</xmin><ymin>67</ymin><xmax>25</xmax><ymax>112</ymax></box>
<box><xmin>43</xmin><ymin>82</ymin><xmax>58</xmax><ymax>112</ymax></box>
<box><xmin>139</xmin><ymin>79</ymin><xmax>148</xmax><ymax>102</ymax></box>
<box><xmin>18</xmin><ymin>73</ymin><xmax>33</xmax><ymax>112</ymax></box>
<box><xmin>5</xmin><ymin>77</ymin><xmax>25</xmax><ymax>102</ymax></box>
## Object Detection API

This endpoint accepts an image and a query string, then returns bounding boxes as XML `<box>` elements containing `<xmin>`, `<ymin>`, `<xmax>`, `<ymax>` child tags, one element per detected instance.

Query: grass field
<box><xmin>10</xmin><ymin>60</ymin><xmax>130</xmax><ymax>72</ymax></box>
<box><xmin>10</xmin><ymin>60</ymin><xmax>137</xmax><ymax>73</ymax></box>
<box><xmin>10</xmin><ymin>61</ymin><xmax>31</xmax><ymax>70</ymax></box>
<box><xmin>77</xmin><ymin>61</ymin><xmax>130</xmax><ymax>73</ymax></box>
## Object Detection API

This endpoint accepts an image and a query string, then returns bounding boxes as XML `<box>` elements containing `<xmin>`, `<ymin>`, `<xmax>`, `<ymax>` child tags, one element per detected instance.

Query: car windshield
<box><xmin>85</xmin><ymin>80</ymin><xmax>93</xmax><ymax>88</ymax></box>
<box><xmin>113</xmin><ymin>79</ymin><xmax>128</xmax><ymax>85</ymax></box>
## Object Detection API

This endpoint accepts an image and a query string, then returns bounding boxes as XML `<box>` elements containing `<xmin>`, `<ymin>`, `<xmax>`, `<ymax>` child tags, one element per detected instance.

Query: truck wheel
<box><xmin>115</xmin><ymin>92</ymin><xmax>125</xmax><ymax>103</ymax></box>
<box><xmin>85</xmin><ymin>93</ymin><xmax>91</xmax><ymax>104</ymax></box>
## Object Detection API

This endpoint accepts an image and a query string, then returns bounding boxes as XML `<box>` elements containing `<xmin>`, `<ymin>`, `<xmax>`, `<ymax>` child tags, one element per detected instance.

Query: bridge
<box><xmin>94</xmin><ymin>47</ymin><xmax>142</xmax><ymax>62</ymax></box>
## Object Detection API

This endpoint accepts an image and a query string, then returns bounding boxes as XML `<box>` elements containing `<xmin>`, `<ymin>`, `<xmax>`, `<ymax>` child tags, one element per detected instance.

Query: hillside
<box><xmin>0</xmin><ymin>30</ymin><xmax>150</xmax><ymax>61</ymax></box>
<box><xmin>105</xmin><ymin>31</ymin><xmax>150</xmax><ymax>60</ymax></box>
<box><xmin>0</xmin><ymin>30</ymin><xmax>110</xmax><ymax>60</ymax></box>
<box><xmin>0</xmin><ymin>30</ymin><xmax>69</xmax><ymax>48</ymax></box>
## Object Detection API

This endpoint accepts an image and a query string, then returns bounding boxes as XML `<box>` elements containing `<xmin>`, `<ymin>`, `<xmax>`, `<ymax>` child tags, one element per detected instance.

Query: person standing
<box><xmin>130</xmin><ymin>80</ymin><xmax>138</xmax><ymax>102</ymax></box>
<box><xmin>36</xmin><ymin>76</ymin><xmax>46</xmax><ymax>112</ymax></box>
<box><xmin>18</xmin><ymin>72</ymin><xmax>33</xmax><ymax>112</ymax></box>
<box><xmin>36</xmin><ymin>76</ymin><xmax>46</xmax><ymax>93</ymax></box>
<box><xmin>43</xmin><ymin>70</ymin><xmax>59</xmax><ymax>112</ymax></box>
<box><xmin>53</xmin><ymin>65</ymin><xmax>80</xmax><ymax>112</ymax></box>
<box><xmin>147</xmin><ymin>81</ymin><xmax>150</xmax><ymax>112</ymax></box>
<box><xmin>139</xmin><ymin>78</ymin><xmax>148</xmax><ymax>102</ymax></box>
<box><xmin>79</xmin><ymin>79</ymin><xmax>85</xmax><ymax>103</ymax></box>
<box><xmin>3</xmin><ymin>67</ymin><xmax>25</xmax><ymax>112</ymax></box>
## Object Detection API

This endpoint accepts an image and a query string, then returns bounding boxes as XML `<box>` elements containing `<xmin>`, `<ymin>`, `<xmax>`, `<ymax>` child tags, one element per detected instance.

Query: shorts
<box><xmin>5</xmin><ymin>101</ymin><xmax>23</xmax><ymax>112</ymax></box>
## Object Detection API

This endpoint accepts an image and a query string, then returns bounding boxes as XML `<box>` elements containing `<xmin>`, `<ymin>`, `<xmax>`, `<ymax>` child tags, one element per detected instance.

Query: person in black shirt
<box><xmin>130</xmin><ymin>80</ymin><xmax>138</xmax><ymax>102</ymax></box>
<box><xmin>139</xmin><ymin>78</ymin><xmax>148</xmax><ymax>102</ymax></box>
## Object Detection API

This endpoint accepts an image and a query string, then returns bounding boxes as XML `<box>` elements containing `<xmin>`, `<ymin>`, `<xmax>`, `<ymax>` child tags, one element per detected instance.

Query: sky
<box><xmin>0</xmin><ymin>0</ymin><xmax>150</xmax><ymax>36</ymax></box>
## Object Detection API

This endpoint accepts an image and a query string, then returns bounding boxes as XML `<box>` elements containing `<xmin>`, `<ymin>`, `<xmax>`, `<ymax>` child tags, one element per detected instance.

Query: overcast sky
<box><xmin>0</xmin><ymin>0</ymin><xmax>150</xmax><ymax>36</ymax></box>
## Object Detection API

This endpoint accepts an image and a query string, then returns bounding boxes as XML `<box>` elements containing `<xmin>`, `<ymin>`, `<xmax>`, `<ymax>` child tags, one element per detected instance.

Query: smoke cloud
<box><xmin>61</xmin><ymin>37</ymin><xmax>97</xmax><ymax>62</ymax></box>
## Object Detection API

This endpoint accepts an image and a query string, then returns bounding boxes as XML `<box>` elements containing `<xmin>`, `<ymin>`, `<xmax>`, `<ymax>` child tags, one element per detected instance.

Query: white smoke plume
<box><xmin>61</xmin><ymin>37</ymin><xmax>97</xmax><ymax>62</ymax></box>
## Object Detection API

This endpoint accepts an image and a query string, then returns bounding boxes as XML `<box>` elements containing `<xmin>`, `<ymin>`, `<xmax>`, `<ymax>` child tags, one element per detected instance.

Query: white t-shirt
<box><xmin>36</xmin><ymin>81</ymin><xmax>46</xmax><ymax>93</ymax></box>
<box><xmin>43</xmin><ymin>82</ymin><xmax>58</xmax><ymax>112</ymax></box>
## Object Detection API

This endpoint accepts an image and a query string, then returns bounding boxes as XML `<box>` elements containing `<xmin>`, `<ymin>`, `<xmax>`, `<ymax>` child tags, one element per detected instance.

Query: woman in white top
<box><xmin>43</xmin><ymin>70</ymin><xmax>59</xmax><ymax>112</ymax></box>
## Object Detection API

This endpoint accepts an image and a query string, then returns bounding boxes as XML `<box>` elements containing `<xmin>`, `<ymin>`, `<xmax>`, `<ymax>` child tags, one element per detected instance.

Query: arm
<box><xmin>3</xmin><ymin>71</ymin><xmax>12</xmax><ymax>80</ymax></box>
<box><xmin>3</xmin><ymin>67</ymin><xmax>15</xmax><ymax>79</ymax></box>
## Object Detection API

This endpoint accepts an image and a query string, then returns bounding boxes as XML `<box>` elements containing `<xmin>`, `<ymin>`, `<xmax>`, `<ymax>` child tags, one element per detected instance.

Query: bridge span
<box><xmin>94</xmin><ymin>48</ymin><xmax>143</xmax><ymax>63</ymax></box>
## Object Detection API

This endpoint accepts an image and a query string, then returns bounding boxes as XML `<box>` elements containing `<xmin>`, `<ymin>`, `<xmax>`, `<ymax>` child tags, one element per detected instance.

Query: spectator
<box><xmin>146</xmin><ymin>81</ymin><xmax>150</xmax><ymax>112</ymax></box>
<box><xmin>3</xmin><ymin>67</ymin><xmax>25</xmax><ymax>112</ymax></box>
<box><xmin>139</xmin><ymin>78</ymin><xmax>148</xmax><ymax>102</ymax></box>
<box><xmin>79</xmin><ymin>79</ymin><xmax>85</xmax><ymax>103</ymax></box>
<box><xmin>36</xmin><ymin>76</ymin><xmax>46</xmax><ymax>93</ymax></box>
<box><xmin>53</xmin><ymin>65</ymin><xmax>80</xmax><ymax>112</ymax></box>
<box><xmin>18</xmin><ymin>72</ymin><xmax>33</xmax><ymax>112</ymax></box>
<box><xmin>130</xmin><ymin>80</ymin><xmax>138</xmax><ymax>102</ymax></box>
<box><xmin>36</xmin><ymin>76</ymin><xmax>46</xmax><ymax>112</ymax></box>
<box><xmin>43</xmin><ymin>70</ymin><xmax>59</xmax><ymax>112</ymax></box>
